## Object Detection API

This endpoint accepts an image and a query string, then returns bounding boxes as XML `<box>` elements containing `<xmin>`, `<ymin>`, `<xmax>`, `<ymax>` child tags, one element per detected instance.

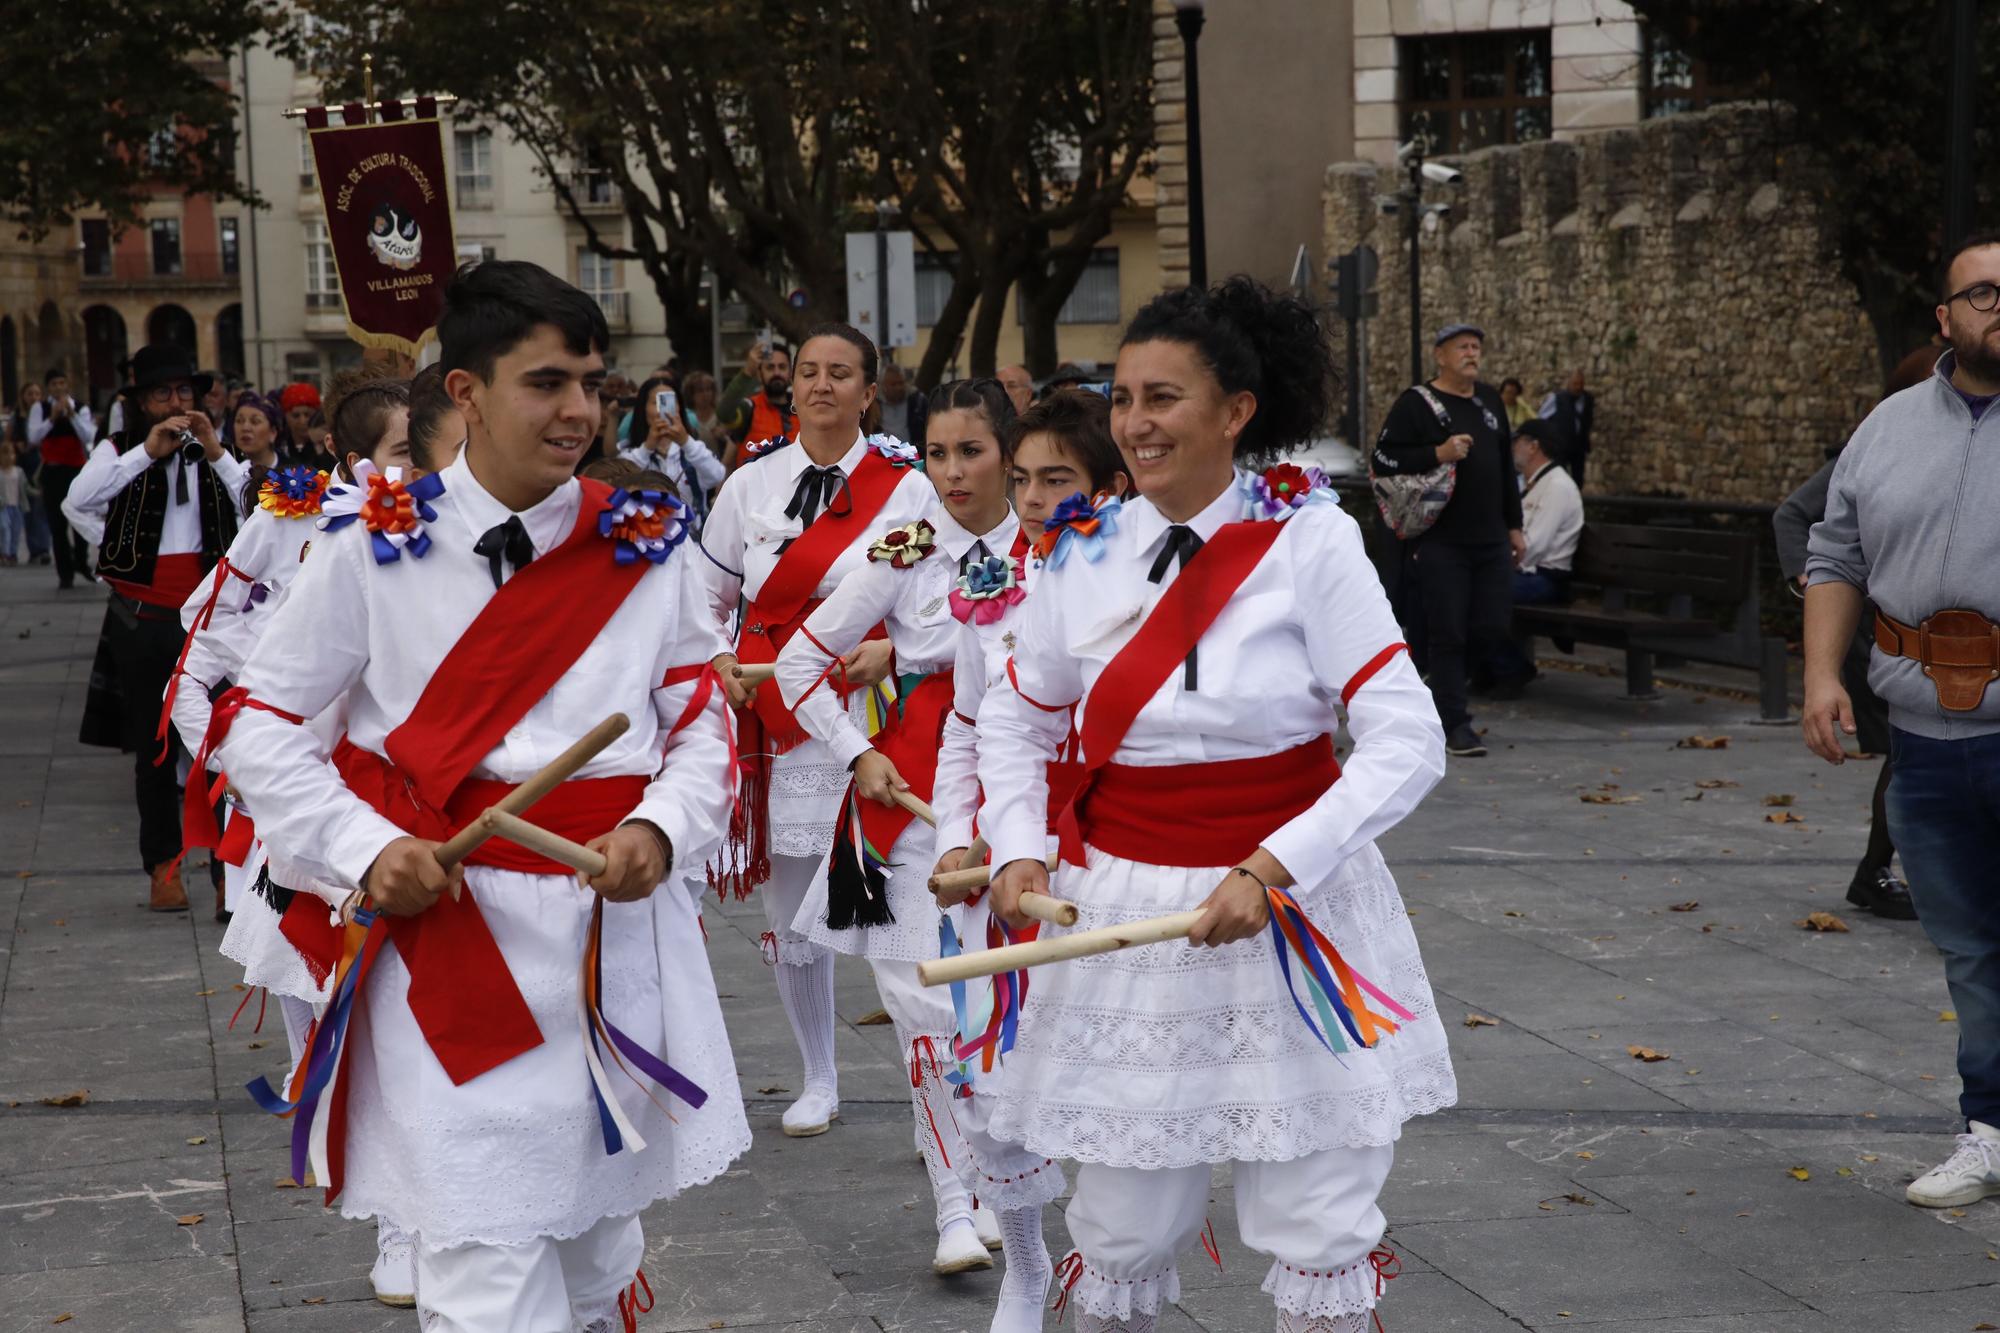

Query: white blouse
<box><xmin>932</xmin><ymin>517</ymin><xmax>1037</xmax><ymax>856</ymax></box>
<box><xmin>773</xmin><ymin>506</ymin><xmax>1018</xmax><ymax>772</ymax></box>
<box><xmin>696</xmin><ymin>431</ymin><xmax>936</xmax><ymax>638</ymax></box>
<box><xmin>219</xmin><ymin>454</ymin><xmax>734</xmax><ymax>893</ymax></box>
<box><xmin>978</xmin><ymin>473</ymin><xmax>1446</xmax><ymax>888</ymax></box>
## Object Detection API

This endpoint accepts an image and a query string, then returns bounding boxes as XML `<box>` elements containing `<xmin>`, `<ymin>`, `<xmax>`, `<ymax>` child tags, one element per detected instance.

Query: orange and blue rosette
<box><xmin>1031</xmin><ymin>490</ymin><xmax>1122</xmax><ymax>567</ymax></box>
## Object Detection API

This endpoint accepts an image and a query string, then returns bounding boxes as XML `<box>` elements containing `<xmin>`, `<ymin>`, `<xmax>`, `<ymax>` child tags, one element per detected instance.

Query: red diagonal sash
<box><xmin>748</xmin><ymin>449</ymin><xmax>908</xmax><ymax>627</ymax></box>
<box><xmin>1054</xmin><ymin>518</ymin><xmax>1290</xmax><ymax>865</ymax></box>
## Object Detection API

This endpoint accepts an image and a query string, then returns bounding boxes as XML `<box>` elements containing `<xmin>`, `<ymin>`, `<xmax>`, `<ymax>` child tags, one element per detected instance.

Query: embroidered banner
<box><xmin>306</xmin><ymin>100</ymin><xmax>458</xmax><ymax>358</ymax></box>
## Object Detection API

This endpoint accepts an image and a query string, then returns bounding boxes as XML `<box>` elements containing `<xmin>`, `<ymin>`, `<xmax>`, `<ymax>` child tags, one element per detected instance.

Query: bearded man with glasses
<box><xmin>62</xmin><ymin>342</ymin><xmax>245</xmax><ymax>911</ymax></box>
<box><xmin>1805</xmin><ymin>230</ymin><xmax>2000</xmax><ymax>1210</ymax></box>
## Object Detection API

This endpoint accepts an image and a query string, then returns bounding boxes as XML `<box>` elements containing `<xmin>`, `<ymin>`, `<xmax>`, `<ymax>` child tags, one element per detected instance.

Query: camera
<box><xmin>1421</xmin><ymin>162</ymin><xmax>1464</xmax><ymax>186</ymax></box>
<box><xmin>176</xmin><ymin>428</ymin><xmax>204</xmax><ymax>464</ymax></box>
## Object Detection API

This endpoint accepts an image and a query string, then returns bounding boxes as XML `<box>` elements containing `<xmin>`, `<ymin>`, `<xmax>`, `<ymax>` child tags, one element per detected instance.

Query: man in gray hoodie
<box><xmin>1806</xmin><ymin>231</ymin><xmax>2000</xmax><ymax>1211</ymax></box>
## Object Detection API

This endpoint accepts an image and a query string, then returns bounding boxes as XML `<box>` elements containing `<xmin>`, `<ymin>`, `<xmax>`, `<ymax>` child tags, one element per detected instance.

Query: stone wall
<box><xmin>1323</xmin><ymin>102</ymin><xmax>1883</xmax><ymax>503</ymax></box>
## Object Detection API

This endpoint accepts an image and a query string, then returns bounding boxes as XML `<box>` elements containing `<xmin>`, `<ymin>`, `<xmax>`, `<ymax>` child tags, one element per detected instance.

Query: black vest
<box><xmin>97</xmin><ymin>431</ymin><xmax>238</xmax><ymax>586</ymax></box>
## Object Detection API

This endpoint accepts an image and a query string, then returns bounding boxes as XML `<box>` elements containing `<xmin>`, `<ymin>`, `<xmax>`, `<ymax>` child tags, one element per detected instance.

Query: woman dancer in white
<box><xmin>980</xmin><ymin>280</ymin><xmax>1456</xmax><ymax>1333</ymax></box>
<box><xmin>772</xmin><ymin>378</ymin><xmax>1025</xmax><ymax>1273</ymax></box>
<box><xmin>699</xmin><ymin>325</ymin><xmax>935</xmax><ymax>1139</ymax></box>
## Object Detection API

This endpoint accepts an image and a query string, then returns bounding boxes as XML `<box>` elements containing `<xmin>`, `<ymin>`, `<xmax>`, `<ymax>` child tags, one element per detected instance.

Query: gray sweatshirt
<box><xmin>1807</xmin><ymin>352</ymin><xmax>2000</xmax><ymax>740</ymax></box>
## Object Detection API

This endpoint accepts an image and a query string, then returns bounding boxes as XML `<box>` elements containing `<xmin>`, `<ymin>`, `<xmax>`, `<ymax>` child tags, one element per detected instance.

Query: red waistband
<box><xmin>104</xmin><ymin>553</ymin><xmax>208</xmax><ymax>608</ymax></box>
<box><xmin>1046</xmin><ymin>759</ymin><xmax>1085</xmax><ymax>831</ymax></box>
<box><xmin>333</xmin><ymin>739</ymin><xmax>649</xmax><ymax>875</ymax></box>
<box><xmin>1075</xmin><ymin>735</ymin><xmax>1338</xmax><ymax>868</ymax></box>
<box><xmin>40</xmin><ymin>438</ymin><xmax>88</xmax><ymax>468</ymax></box>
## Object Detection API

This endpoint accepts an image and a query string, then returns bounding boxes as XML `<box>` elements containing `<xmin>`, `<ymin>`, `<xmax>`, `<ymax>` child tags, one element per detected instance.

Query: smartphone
<box><xmin>655</xmin><ymin>388</ymin><xmax>678</xmax><ymax>422</ymax></box>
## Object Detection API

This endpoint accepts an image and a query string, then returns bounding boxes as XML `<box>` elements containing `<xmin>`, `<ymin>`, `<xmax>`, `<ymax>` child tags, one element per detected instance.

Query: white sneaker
<box><xmin>1907</xmin><ymin>1121</ymin><xmax>2000</xmax><ymax>1208</ymax></box>
<box><xmin>782</xmin><ymin>1085</ymin><xmax>840</xmax><ymax>1137</ymax></box>
<box><xmin>989</xmin><ymin>1273</ymin><xmax>1050</xmax><ymax>1333</ymax></box>
<box><xmin>974</xmin><ymin>1203</ymin><xmax>1002</xmax><ymax>1252</ymax></box>
<box><xmin>933</xmin><ymin>1217</ymin><xmax>996</xmax><ymax>1275</ymax></box>
<box><xmin>370</xmin><ymin>1221</ymin><xmax>416</xmax><ymax>1308</ymax></box>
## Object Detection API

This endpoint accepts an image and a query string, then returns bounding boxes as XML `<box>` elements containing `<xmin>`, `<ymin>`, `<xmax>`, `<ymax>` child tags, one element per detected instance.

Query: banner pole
<box><xmin>362</xmin><ymin>54</ymin><xmax>375</xmax><ymax>122</ymax></box>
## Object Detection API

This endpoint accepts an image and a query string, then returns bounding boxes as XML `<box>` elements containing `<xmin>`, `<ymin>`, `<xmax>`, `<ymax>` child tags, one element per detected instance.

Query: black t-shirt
<box><xmin>1372</xmin><ymin>380</ymin><xmax>1522</xmax><ymax>545</ymax></box>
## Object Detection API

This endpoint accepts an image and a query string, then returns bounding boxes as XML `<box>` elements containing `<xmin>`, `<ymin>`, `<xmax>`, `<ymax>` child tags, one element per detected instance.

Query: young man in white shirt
<box><xmin>1485</xmin><ymin>418</ymin><xmax>1584</xmax><ymax>697</ymax></box>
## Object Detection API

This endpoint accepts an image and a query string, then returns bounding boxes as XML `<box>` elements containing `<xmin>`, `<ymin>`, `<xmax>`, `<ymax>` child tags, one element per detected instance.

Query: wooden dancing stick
<box><xmin>892</xmin><ymin>788</ymin><xmax>936</xmax><ymax>827</ymax></box>
<box><xmin>479</xmin><ymin>809</ymin><xmax>609</xmax><ymax>878</ymax></box>
<box><xmin>731</xmin><ymin>661</ymin><xmax>777</xmax><ymax>686</ymax></box>
<box><xmin>1017</xmin><ymin>891</ymin><xmax>1081</xmax><ymax>928</ymax></box>
<box><xmin>430</xmin><ymin>713</ymin><xmax>630</xmax><ymax>898</ymax></box>
<box><xmin>963</xmin><ymin>834</ymin><xmax>989</xmax><ymax>867</ymax></box>
<box><xmin>920</xmin><ymin>910</ymin><xmax>1205</xmax><ymax>987</ymax></box>
<box><xmin>929</xmin><ymin>854</ymin><xmax>1059</xmax><ymax>898</ymax></box>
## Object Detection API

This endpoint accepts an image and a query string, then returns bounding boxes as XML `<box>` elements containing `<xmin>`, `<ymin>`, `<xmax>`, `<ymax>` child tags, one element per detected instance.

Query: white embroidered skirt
<box><xmin>335</xmin><ymin>866</ymin><xmax>750</xmax><ymax>1248</ymax></box>
<box><xmin>765</xmin><ymin>693</ymin><xmax>874</xmax><ymax>861</ymax></box>
<box><xmin>216</xmin><ymin>840</ymin><xmax>333</xmax><ymax>1004</ymax></box>
<box><xmin>794</xmin><ymin>817</ymin><xmax>948</xmax><ymax>964</ymax></box>
<box><xmin>984</xmin><ymin>842</ymin><xmax>1456</xmax><ymax>1170</ymax></box>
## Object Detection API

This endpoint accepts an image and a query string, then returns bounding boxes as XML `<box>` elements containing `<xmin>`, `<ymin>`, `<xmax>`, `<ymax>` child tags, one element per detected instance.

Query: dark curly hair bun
<box><xmin>1121</xmin><ymin>276</ymin><xmax>1334</xmax><ymax>463</ymax></box>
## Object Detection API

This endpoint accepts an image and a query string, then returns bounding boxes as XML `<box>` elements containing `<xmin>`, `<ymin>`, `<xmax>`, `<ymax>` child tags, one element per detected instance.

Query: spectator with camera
<box><xmin>62</xmin><ymin>342</ymin><xmax>245</xmax><ymax>912</ymax></box>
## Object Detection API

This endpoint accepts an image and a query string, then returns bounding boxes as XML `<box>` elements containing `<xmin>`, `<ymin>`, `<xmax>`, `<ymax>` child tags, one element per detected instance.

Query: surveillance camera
<box><xmin>1375</xmin><ymin>195</ymin><xmax>1402</xmax><ymax>216</ymax></box>
<box><xmin>1421</xmin><ymin>210</ymin><xmax>1443</xmax><ymax>237</ymax></box>
<box><xmin>1422</xmin><ymin>162</ymin><xmax>1464</xmax><ymax>186</ymax></box>
<box><xmin>1394</xmin><ymin>139</ymin><xmax>1420</xmax><ymax>166</ymax></box>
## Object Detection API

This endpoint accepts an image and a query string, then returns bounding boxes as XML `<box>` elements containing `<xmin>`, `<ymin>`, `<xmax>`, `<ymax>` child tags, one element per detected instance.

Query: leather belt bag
<box><xmin>1874</xmin><ymin>609</ymin><xmax>2000</xmax><ymax>712</ymax></box>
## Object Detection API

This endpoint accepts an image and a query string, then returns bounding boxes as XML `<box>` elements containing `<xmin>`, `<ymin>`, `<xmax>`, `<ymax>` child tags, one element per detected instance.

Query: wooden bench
<box><xmin>1513</xmin><ymin>523</ymin><xmax>1790</xmax><ymax>720</ymax></box>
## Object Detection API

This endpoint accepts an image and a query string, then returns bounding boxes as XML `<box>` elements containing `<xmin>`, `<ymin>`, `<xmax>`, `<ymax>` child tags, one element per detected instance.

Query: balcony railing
<box><xmin>564</xmin><ymin>172</ymin><xmax>622</xmax><ymax>211</ymax></box>
<box><xmin>590</xmin><ymin>290</ymin><xmax>629</xmax><ymax>329</ymax></box>
<box><xmin>81</xmin><ymin>249</ymin><xmax>237</xmax><ymax>286</ymax></box>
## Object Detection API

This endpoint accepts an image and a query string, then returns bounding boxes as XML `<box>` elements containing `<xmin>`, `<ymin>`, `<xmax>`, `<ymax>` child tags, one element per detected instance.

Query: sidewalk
<box><xmin>1</xmin><ymin>570</ymin><xmax>1990</xmax><ymax>1332</ymax></box>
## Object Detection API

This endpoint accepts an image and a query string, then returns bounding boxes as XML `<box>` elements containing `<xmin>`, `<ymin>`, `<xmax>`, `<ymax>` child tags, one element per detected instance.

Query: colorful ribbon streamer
<box><xmin>581</xmin><ymin>898</ymin><xmax>708</xmax><ymax>1156</ymax></box>
<box><xmin>1264</xmin><ymin>886</ymin><xmax>1415</xmax><ymax>1057</ymax></box>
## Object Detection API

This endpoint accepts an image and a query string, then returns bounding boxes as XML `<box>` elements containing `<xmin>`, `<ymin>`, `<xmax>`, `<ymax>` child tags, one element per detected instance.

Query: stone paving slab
<box><xmin>4</xmin><ymin>572</ymin><xmax>1995</xmax><ymax>1332</ymax></box>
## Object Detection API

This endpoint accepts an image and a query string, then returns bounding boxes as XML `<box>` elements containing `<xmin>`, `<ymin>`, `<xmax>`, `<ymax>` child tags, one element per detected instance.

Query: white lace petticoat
<box><xmin>216</xmin><ymin>842</ymin><xmax>334</xmax><ymax>1004</ymax></box>
<box><xmin>764</xmin><ymin>695</ymin><xmax>873</xmax><ymax>860</ymax></box>
<box><xmin>332</xmin><ymin>865</ymin><xmax>751</xmax><ymax>1248</ymax></box>
<box><xmin>793</xmin><ymin>818</ymin><xmax>948</xmax><ymax>963</ymax></box>
<box><xmin>984</xmin><ymin>842</ymin><xmax>1456</xmax><ymax>1170</ymax></box>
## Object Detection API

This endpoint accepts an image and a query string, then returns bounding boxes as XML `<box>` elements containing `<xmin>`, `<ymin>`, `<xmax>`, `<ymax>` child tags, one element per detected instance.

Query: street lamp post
<box><xmin>1175</xmin><ymin>0</ymin><xmax>1207</xmax><ymax>289</ymax></box>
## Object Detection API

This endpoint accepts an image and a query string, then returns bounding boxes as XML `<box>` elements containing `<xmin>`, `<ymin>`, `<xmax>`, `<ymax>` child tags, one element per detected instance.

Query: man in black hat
<box><xmin>1372</xmin><ymin>322</ymin><xmax>1524</xmax><ymax>758</ymax></box>
<box><xmin>62</xmin><ymin>343</ymin><xmax>244</xmax><ymax>912</ymax></box>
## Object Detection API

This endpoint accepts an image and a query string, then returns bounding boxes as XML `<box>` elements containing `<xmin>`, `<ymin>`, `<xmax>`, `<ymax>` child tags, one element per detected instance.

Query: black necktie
<box><xmin>959</xmin><ymin>539</ymin><xmax>992</xmax><ymax>575</ymax></box>
<box><xmin>785</xmin><ymin>465</ymin><xmax>848</xmax><ymax>528</ymax></box>
<box><xmin>474</xmin><ymin>515</ymin><xmax>535</xmax><ymax>591</ymax></box>
<box><xmin>1147</xmin><ymin>525</ymin><xmax>1204</xmax><ymax>691</ymax></box>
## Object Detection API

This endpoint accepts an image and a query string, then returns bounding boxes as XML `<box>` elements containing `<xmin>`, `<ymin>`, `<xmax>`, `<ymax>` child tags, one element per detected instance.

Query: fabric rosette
<box><xmin>319</xmin><ymin>459</ymin><xmax>445</xmax><ymax>565</ymax></box>
<box><xmin>598</xmin><ymin>487</ymin><xmax>691</xmax><ymax>566</ymax></box>
<box><xmin>867</xmin><ymin>518</ymin><xmax>937</xmax><ymax>568</ymax></box>
<box><xmin>257</xmin><ymin>466</ymin><xmax>329</xmax><ymax>519</ymax></box>
<box><xmin>1032</xmin><ymin>490</ymin><xmax>1122</xmax><ymax>567</ymax></box>
<box><xmin>1241</xmin><ymin>462</ymin><xmax>1333</xmax><ymax>521</ymax></box>
<box><xmin>866</xmin><ymin>433</ymin><xmax>921</xmax><ymax>467</ymax></box>
<box><xmin>949</xmin><ymin>553</ymin><xmax>1027</xmax><ymax>625</ymax></box>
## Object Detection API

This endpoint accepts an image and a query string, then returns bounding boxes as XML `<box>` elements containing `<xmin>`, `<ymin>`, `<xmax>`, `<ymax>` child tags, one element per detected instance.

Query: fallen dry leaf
<box><xmin>302</xmin><ymin>1298</ymin><xmax>327</xmax><ymax>1306</ymax></box>
<box><xmin>273</xmin><ymin>1178</ymin><xmax>300</xmax><ymax>1189</ymax></box>
<box><xmin>1943</xmin><ymin>1010</ymin><xmax>1958</xmax><ymax>1022</ymax></box>
<box><xmin>1695</xmin><ymin>778</ymin><xmax>1741</xmax><ymax>789</ymax></box>
<box><xmin>855</xmin><ymin>1008</ymin><xmax>893</xmax><ymax>1026</ymax></box>
<box><xmin>1837</xmin><ymin>1167</ymin><xmax>1854</xmax><ymax>1177</ymax></box>
<box><xmin>1766</xmin><ymin>811</ymin><xmax>1807</xmax><ymax>825</ymax></box>
<box><xmin>1564</xmin><ymin>1192</ymin><xmax>1595</xmax><ymax>1205</ymax></box>
<box><xmin>1762</xmin><ymin>793</ymin><xmax>1796</xmax><ymax>807</ymax></box>
<box><xmin>1677</xmin><ymin>735</ymin><xmax>1731</xmax><ymax>749</ymax></box>
<box><xmin>1537</xmin><ymin>1201</ymin><xmax>1553</xmax><ymax>1211</ymax></box>
<box><xmin>1628</xmin><ymin>1045</ymin><xmax>1672</xmax><ymax>1062</ymax></box>
<box><xmin>1797</xmin><ymin>912</ymin><xmax>1851</xmax><ymax>933</ymax></box>
<box><xmin>1788</xmin><ymin>1167</ymin><xmax>1810</xmax><ymax>1182</ymax></box>
<box><xmin>53</xmin><ymin>1316</ymin><xmax>73</xmax><ymax>1326</ymax></box>
<box><xmin>247</xmin><ymin>1040</ymin><xmax>267</xmax><ymax>1050</ymax></box>
<box><xmin>52</xmin><ymin>918</ymin><xmax>64</xmax><ymax>927</ymax></box>
<box><xmin>1922</xmin><ymin>1074</ymin><xmax>1939</xmax><ymax>1082</ymax></box>
<box><xmin>1580</xmin><ymin>792</ymin><xmax>1642</xmax><ymax>805</ymax></box>
<box><xmin>185</xmin><ymin>1136</ymin><xmax>207</xmax><ymax>1146</ymax></box>
<box><xmin>1861</xmin><ymin>1155</ymin><xmax>1879</xmax><ymax>1163</ymax></box>
<box><xmin>194</xmin><ymin>989</ymin><xmax>216</xmax><ymax>997</ymax></box>
<box><xmin>1683</xmin><ymin>791</ymin><xmax>1704</xmax><ymax>802</ymax></box>
<box><xmin>755</xmin><ymin>1085</ymin><xmax>789</xmax><ymax>1095</ymax></box>
<box><xmin>1463</xmin><ymin>1013</ymin><xmax>1499</xmax><ymax>1029</ymax></box>
<box><xmin>1503</xmin><ymin>909</ymin><xmax>1525</xmax><ymax>918</ymax></box>
<box><xmin>176</xmin><ymin>1213</ymin><xmax>205</xmax><ymax>1226</ymax></box>
<box><xmin>1575</xmin><ymin>1151</ymin><xmax>1596</xmax><ymax>1160</ymax></box>
<box><xmin>1977</xmin><ymin>1323</ymin><xmax>1998</xmax><ymax>1331</ymax></box>
<box><xmin>38</xmin><ymin>1089</ymin><xmax>88</xmax><ymax>1107</ymax></box>
<box><xmin>1669</xmin><ymin>901</ymin><xmax>1700</xmax><ymax>912</ymax></box>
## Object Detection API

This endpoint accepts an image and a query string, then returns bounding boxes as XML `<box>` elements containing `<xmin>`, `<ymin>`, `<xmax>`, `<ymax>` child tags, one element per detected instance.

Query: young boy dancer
<box><xmin>219</xmin><ymin>260</ymin><xmax>749</xmax><ymax>1331</ymax></box>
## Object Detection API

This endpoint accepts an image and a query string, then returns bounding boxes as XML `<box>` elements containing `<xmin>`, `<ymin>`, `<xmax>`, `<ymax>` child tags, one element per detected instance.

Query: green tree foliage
<box><xmin>0</xmin><ymin>1</ymin><xmax>271</xmax><ymax>239</ymax></box>
<box><xmin>1628</xmin><ymin>0</ymin><xmax>2000</xmax><ymax>375</ymax></box>
<box><xmin>284</xmin><ymin>0</ymin><xmax>1152</xmax><ymax>379</ymax></box>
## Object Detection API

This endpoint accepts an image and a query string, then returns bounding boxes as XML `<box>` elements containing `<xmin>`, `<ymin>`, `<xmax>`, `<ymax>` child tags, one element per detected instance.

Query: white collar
<box><xmin>781</xmin><ymin>430</ymin><xmax>867</xmax><ymax>481</ymax></box>
<box><xmin>932</xmin><ymin>504</ymin><xmax>1019</xmax><ymax>562</ymax></box>
<box><xmin>1129</xmin><ymin>469</ymin><xmax>1246</xmax><ymax>557</ymax></box>
<box><xmin>446</xmin><ymin>452</ymin><xmax>581</xmax><ymax>557</ymax></box>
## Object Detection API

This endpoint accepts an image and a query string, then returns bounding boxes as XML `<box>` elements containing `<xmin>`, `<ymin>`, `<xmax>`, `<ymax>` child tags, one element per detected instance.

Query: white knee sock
<box><xmin>773</xmin><ymin>952</ymin><xmax>839</xmax><ymax>1094</ymax></box>
<box><xmin>279</xmin><ymin>994</ymin><xmax>315</xmax><ymax>1076</ymax></box>
<box><xmin>998</xmin><ymin>1206</ymin><xmax>1050</xmax><ymax>1290</ymax></box>
<box><xmin>905</xmin><ymin>1028</ymin><xmax>976</xmax><ymax>1232</ymax></box>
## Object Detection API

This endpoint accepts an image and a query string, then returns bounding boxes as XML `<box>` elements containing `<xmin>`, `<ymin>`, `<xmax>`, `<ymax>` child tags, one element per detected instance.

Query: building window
<box><xmin>457</xmin><ymin>242</ymin><xmax>498</xmax><ymax>265</ymax></box>
<box><xmin>455</xmin><ymin>128</ymin><xmax>494</xmax><ymax>207</ymax></box>
<box><xmin>150</xmin><ymin>218</ymin><xmax>183</xmax><ymax>276</ymax></box>
<box><xmin>1400</xmin><ymin>29</ymin><xmax>1552</xmax><ymax>154</ymax></box>
<box><xmin>219</xmin><ymin>218</ymin><xmax>240</xmax><ymax>276</ymax></box>
<box><xmin>1024</xmin><ymin>249</ymin><xmax>1122</xmax><ymax>326</ymax></box>
<box><xmin>914</xmin><ymin>251</ymin><xmax>956</xmax><ymax>327</ymax></box>
<box><xmin>1641</xmin><ymin>29</ymin><xmax>1761</xmax><ymax>119</ymax></box>
<box><xmin>284</xmin><ymin>352</ymin><xmax>320</xmax><ymax>384</ymax></box>
<box><xmin>304</xmin><ymin>220</ymin><xmax>341</xmax><ymax>309</ymax></box>
<box><xmin>577</xmin><ymin>250</ymin><xmax>624</xmax><ymax>324</ymax></box>
<box><xmin>81</xmin><ymin>219</ymin><xmax>112</xmax><ymax>277</ymax></box>
<box><xmin>299</xmin><ymin>127</ymin><xmax>316</xmax><ymax>188</ymax></box>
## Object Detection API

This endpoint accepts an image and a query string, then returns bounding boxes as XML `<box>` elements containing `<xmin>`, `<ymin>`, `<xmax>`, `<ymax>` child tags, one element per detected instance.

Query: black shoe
<box><xmin>1847</xmin><ymin>864</ymin><xmax>1918</xmax><ymax>920</ymax></box>
<box><xmin>56</xmin><ymin>578</ymin><xmax>73</xmax><ymax>590</ymax></box>
<box><xmin>1446</xmin><ymin>723</ymin><xmax>1488</xmax><ymax>757</ymax></box>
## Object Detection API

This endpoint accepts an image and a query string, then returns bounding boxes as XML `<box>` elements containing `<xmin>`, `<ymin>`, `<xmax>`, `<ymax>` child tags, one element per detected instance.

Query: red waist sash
<box><xmin>1074</xmin><ymin>735</ymin><xmax>1338</xmax><ymax>868</ymax></box>
<box><xmin>104</xmin><ymin>552</ymin><xmax>206</xmax><ymax>608</ymax></box>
